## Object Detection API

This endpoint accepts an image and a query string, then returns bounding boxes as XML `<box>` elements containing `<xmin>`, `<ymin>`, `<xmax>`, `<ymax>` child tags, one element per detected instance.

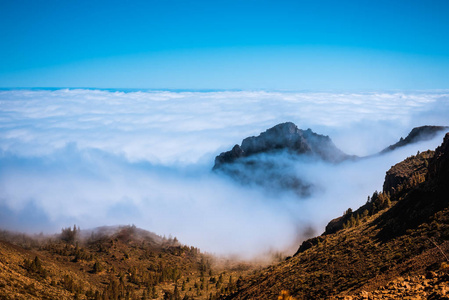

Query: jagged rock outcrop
<box><xmin>214</xmin><ymin>122</ymin><xmax>351</xmax><ymax>169</ymax></box>
<box><xmin>383</xmin><ymin>150</ymin><xmax>434</xmax><ymax>195</ymax></box>
<box><xmin>324</xmin><ymin>216</ymin><xmax>347</xmax><ymax>236</ymax></box>
<box><xmin>380</xmin><ymin>125</ymin><xmax>448</xmax><ymax>154</ymax></box>
<box><xmin>294</xmin><ymin>236</ymin><xmax>325</xmax><ymax>256</ymax></box>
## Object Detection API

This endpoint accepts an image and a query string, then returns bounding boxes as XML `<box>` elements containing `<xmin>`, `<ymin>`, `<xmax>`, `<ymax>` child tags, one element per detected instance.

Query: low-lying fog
<box><xmin>1</xmin><ymin>89</ymin><xmax>448</xmax><ymax>258</ymax></box>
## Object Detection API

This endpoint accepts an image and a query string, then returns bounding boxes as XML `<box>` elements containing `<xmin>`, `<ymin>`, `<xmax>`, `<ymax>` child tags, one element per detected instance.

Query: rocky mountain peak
<box><xmin>214</xmin><ymin>122</ymin><xmax>350</xmax><ymax>169</ymax></box>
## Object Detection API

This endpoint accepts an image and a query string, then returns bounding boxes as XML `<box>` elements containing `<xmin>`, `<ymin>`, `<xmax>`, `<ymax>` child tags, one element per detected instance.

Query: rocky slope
<box><xmin>221</xmin><ymin>132</ymin><xmax>449</xmax><ymax>299</ymax></box>
<box><xmin>382</xmin><ymin>150</ymin><xmax>433</xmax><ymax>195</ymax></box>
<box><xmin>324</xmin><ymin>148</ymin><xmax>435</xmax><ymax>236</ymax></box>
<box><xmin>333</xmin><ymin>271</ymin><xmax>449</xmax><ymax>300</ymax></box>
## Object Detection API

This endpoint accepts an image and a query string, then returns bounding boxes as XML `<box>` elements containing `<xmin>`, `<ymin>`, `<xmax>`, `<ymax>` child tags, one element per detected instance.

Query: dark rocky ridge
<box><xmin>375</xmin><ymin>132</ymin><xmax>449</xmax><ymax>241</ymax></box>
<box><xmin>214</xmin><ymin>122</ymin><xmax>351</xmax><ymax>170</ymax></box>
<box><xmin>380</xmin><ymin>125</ymin><xmax>448</xmax><ymax>154</ymax></box>
<box><xmin>315</xmin><ymin>130</ymin><xmax>449</xmax><ymax>238</ymax></box>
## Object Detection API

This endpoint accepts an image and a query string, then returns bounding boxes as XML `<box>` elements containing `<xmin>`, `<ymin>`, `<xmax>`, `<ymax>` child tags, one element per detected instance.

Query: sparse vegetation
<box><xmin>0</xmin><ymin>225</ymin><xmax>258</xmax><ymax>300</ymax></box>
<box><xmin>23</xmin><ymin>256</ymin><xmax>48</xmax><ymax>278</ymax></box>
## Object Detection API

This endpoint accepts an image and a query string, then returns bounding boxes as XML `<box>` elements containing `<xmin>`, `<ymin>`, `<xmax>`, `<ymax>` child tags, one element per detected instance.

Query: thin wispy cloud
<box><xmin>0</xmin><ymin>89</ymin><xmax>448</xmax><ymax>257</ymax></box>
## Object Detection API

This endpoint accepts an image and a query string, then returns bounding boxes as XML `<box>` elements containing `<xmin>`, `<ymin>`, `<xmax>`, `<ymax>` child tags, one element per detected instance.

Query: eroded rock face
<box><xmin>383</xmin><ymin>150</ymin><xmax>434</xmax><ymax>195</ymax></box>
<box><xmin>214</xmin><ymin>122</ymin><xmax>350</xmax><ymax>169</ymax></box>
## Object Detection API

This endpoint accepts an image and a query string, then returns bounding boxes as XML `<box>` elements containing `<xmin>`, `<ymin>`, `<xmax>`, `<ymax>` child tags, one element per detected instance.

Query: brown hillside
<box><xmin>221</xmin><ymin>133</ymin><xmax>449</xmax><ymax>300</ymax></box>
<box><xmin>0</xmin><ymin>225</ymin><xmax>257</xmax><ymax>300</ymax></box>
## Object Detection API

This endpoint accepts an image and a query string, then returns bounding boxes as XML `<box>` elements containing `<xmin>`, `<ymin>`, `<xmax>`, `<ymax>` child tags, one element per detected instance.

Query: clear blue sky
<box><xmin>1</xmin><ymin>0</ymin><xmax>449</xmax><ymax>90</ymax></box>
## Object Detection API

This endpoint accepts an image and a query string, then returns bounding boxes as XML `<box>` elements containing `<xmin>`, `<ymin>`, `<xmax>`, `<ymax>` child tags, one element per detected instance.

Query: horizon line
<box><xmin>2</xmin><ymin>87</ymin><xmax>449</xmax><ymax>94</ymax></box>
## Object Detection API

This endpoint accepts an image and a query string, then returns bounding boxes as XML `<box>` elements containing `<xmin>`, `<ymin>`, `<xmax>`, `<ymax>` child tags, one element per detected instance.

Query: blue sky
<box><xmin>1</xmin><ymin>0</ymin><xmax>449</xmax><ymax>89</ymax></box>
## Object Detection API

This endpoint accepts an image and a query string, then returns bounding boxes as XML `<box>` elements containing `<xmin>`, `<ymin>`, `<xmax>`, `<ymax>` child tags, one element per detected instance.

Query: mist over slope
<box><xmin>1</xmin><ymin>89</ymin><xmax>449</xmax><ymax>257</ymax></box>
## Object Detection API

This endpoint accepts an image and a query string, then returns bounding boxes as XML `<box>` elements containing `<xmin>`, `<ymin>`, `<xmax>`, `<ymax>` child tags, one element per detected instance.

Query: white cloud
<box><xmin>0</xmin><ymin>89</ymin><xmax>448</xmax><ymax>257</ymax></box>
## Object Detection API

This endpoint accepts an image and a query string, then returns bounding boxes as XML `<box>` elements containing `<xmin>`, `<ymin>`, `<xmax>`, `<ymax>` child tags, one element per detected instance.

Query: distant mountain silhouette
<box><xmin>380</xmin><ymin>125</ymin><xmax>448</xmax><ymax>154</ymax></box>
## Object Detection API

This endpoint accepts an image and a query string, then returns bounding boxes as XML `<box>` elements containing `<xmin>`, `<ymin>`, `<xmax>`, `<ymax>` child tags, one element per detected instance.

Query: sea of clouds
<box><xmin>1</xmin><ymin>89</ymin><xmax>449</xmax><ymax>257</ymax></box>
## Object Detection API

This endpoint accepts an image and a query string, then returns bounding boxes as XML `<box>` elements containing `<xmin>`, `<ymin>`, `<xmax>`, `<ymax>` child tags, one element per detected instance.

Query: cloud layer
<box><xmin>1</xmin><ymin>89</ymin><xmax>449</xmax><ymax>257</ymax></box>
